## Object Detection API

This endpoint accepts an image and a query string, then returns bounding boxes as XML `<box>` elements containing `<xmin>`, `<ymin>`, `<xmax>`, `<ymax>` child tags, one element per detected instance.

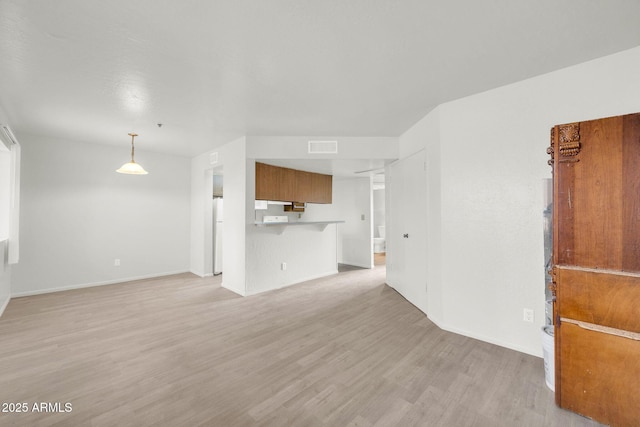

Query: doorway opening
<box><xmin>373</xmin><ymin>174</ymin><xmax>386</xmax><ymax>266</ymax></box>
<box><xmin>212</xmin><ymin>173</ymin><xmax>223</xmax><ymax>276</ymax></box>
<box><xmin>204</xmin><ymin>166</ymin><xmax>224</xmax><ymax>279</ymax></box>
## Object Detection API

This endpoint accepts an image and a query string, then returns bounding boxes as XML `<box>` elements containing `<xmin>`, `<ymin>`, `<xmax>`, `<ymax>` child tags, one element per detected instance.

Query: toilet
<box><xmin>373</xmin><ymin>226</ymin><xmax>386</xmax><ymax>253</ymax></box>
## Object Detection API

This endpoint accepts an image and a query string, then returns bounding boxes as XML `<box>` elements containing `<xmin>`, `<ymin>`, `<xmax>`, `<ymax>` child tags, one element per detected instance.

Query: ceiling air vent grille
<box><xmin>308</xmin><ymin>140</ymin><xmax>337</xmax><ymax>154</ymax></box>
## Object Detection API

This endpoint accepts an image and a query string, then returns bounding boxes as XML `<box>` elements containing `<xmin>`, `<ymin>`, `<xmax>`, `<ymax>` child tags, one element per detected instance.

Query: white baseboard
<box><xmin>427</xmin><ymin>315</ymin><xmax>542</xmax><ymax>358</ymax></box>
<box><xmin>0</xmin><ymin>294</ymin><xmax>10</xmax><ymax>318</ymax></box>
<box><xmin>244</xmin><ymin>270</ymin><xmax>338</xmax><ymax>296</ymax></box>
<box><xmin>11</xmin><ymin>270</ymin><xmax>191</xmax><ymax>298</ymax></box>
<box><xmin>190</xmin><ymin>270</ymin><xmax>215</xmax><ymax>278</ymax></box>
<box><xmin>340</xmin><ymin>261</ymin><xmax>373</xmax><ymax>269</ymax></box>
<box><xmin>222</xmin><ymin>282</ymin><xmax>246</xmax><ymax>297</ymax></box>
<box><xmin>387</xmin><ymin>283</ymin><xmax>542</xmax><ymax>359</ymax></box>
<box><xmin>190</xmin><ymin>269</ymin><xmax>205</xmax><ymax>278</ymax></box>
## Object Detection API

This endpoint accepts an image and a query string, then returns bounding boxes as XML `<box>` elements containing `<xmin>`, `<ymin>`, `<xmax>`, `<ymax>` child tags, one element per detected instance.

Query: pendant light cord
<box><xmin>129</xmin><ymin>133</ymin><xmax>138</xmax><ymax>162</ymax></box>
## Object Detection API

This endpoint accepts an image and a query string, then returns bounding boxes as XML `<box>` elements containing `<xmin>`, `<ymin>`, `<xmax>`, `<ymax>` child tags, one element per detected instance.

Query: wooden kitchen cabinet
<box><xmin>255</xmin><ymin>162</ymin><xmax>296</xmax><ymax>202</ymax></box>
<box><xmin>295</xmin><ymin>170</ymin><xmax>332</xmax><ymax>204</ymax></box>
<box><xmin>549</xmin><ymin>113</ymin><xmax>640</xmax><ymax>426</ymax></box>
<box><xmin>255</xmin><ymin>162</ymin><xmax>332</xmax><ymax>204</ymax></box>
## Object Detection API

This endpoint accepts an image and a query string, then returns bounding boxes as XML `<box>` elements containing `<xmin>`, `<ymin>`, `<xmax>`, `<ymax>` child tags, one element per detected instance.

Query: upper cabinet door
<box><xmin>255</xmin><ymin>162</ymin><xmax>296</xmax><ymax>201</ymax></box>
<box><xmin>255</xmin><ymin>162</ymin><xmax>332</xmax><ymax>204</ymax></box>
<box><xmin>295</xmin><ymin>170</ymin><xmax>332</xmax><ymax>203</ymax></box>
<box><xmin>309</xmin><ymin>172</ymin><xmax>332</xmax><ymax>204</ymax></box>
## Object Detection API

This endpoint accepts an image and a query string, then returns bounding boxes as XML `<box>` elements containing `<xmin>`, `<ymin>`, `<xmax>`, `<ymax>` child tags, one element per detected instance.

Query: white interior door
<box><xmin>387</xmin><ymin>150</ymin><xmax>427</xmax><ymax>312</ymax></box>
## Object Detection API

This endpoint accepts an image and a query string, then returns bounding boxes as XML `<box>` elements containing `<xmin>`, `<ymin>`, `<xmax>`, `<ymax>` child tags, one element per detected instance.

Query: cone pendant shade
<box><xmin>116</xmin><ymin>161</ymin><xmax>148</xmax><ymax>174</ymax></box>
<box><xmin>116</xmin><ymin>133</ymin><xmax>148</xmax><ymax>175</ymax></box>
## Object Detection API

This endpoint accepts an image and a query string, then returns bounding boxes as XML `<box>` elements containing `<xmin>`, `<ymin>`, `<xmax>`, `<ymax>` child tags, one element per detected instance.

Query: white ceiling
<box><xmin>1</xmin><ymin>0</ymin><xmax>639</xmax><ymax>158</ymax></box>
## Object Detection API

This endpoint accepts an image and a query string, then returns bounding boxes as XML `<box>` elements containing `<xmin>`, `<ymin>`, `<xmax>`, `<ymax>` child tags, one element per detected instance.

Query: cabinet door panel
<box><xmin>255</xmin><ymin>162</ymin><xmax>295</xmax><ymax>201</ymax></box>
<box><xmin>558</xmin><ymin>323</ymin><xmax>640</xmax><ymax>426</ymax></box>
<box><xmin>299</xmin><ymin>171</ymin><xmax>331</xmax><ymax>203</ymax></box>
<box><xmin>294</xmin><ymin>170</ymin><xmax>312</xmax><ymax>202</ymax></box>
<box><xmin>557</xmin><ymin>267</ymin><xmax>640</xmax><ymax>333</ymax></box>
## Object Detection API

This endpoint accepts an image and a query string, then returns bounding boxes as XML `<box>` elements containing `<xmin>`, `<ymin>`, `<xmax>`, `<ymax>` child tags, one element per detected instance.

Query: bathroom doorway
<box><xmin>212</xmin><ymin>173</ymin><xmax>223</xmax><ymax>276</ymax></box>
<box><xmin>372</xmin><ymin>174</ymin><xmax>386</xmax><ymax>266</ymax></box>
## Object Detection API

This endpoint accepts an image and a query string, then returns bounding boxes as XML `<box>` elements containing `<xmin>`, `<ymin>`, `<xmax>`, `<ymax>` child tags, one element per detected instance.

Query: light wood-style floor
<box><xmin>374</xmin><ymin>253</ymin><xmax>386</xmax><ymax>266</ymax></box>
<box><xmin>0</xmin><ymin>267</ymin><xmax>601</xmax><ymax>426</ymax></box>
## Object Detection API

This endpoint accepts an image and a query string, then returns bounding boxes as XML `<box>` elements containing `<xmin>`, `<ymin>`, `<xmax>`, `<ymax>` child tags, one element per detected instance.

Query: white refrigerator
<box><xmin>213</xmin><ymin>198</ymin><xmax>223</xmax><ymax>275</ymax></box>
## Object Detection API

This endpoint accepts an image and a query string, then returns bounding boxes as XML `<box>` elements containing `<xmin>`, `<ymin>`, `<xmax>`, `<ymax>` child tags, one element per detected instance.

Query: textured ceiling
<box><xmin>1</xmin><ymin>0</ymin><xmax>639</xmax><ymax>157</ymax></box>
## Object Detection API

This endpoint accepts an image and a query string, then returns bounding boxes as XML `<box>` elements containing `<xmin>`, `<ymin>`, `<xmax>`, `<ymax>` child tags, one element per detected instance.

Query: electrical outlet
<box><xmin>281</xmin><ymin>262</ymin><xmax>287</xmax><ymax>271</ymax></box>
<box><xmin>523</xmin><ymin>308</ymin><xmax>534</xmax><ymax>323</ymax></box>
<box><xmin>114</xmin><ymin>258</ymin><xmax>121</xmax><ymax>267</ymax></box>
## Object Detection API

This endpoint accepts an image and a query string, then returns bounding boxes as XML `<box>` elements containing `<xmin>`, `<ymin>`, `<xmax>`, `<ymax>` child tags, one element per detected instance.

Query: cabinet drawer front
<box><xmin>557</xmin><ymin>266</ymin><xmax>640</xmax><ymax>333</ymax></box>
<box><xmin>558</xmin><ymin>322</ymin><xmax>640</xmax><ymax>426</ymax></box>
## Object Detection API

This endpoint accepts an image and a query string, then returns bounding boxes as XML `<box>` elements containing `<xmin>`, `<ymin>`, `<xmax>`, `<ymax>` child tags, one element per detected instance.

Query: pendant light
<box><xmin>116</xmin><ymin>133</ymin><xmax>148</xmax><ymax>175</ymax></box>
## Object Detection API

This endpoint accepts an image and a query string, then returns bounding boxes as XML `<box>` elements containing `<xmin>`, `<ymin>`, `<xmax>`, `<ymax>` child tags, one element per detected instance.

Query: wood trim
<box><xmin>554</xmin><ymin>125</ymin><xmax>576</xmax><ymax>267</ymax></box>
<box><xmin>551</xmin><ymin>123</ymin><xmax>564</xmax><ymax>405</ymax></box>
<box><xmin>546</xmin><ymin>127</ymin><xmax>555</xmax><ymax>166</ymax></box>
<box><xmin>560</xmin><ymin>318</ymin><xmax>640</xmax><ymax>341</ymax></box>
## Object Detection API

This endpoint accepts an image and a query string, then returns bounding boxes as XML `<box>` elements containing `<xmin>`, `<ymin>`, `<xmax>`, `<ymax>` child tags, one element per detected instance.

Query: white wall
<box><xmin>345</xmin><ymin>178</ymin><xmax>372</xmax><ymax>267</ymax></box>
<box><xmin>276</xmin><ymin>176</ymin><xmax>375</xmax><ymax>271</ymax></box>
<box><xmin>0</xmin><ymin>148</ymin><xmax>11</xmax><ymax>314</ymax></box>
<box><xmin>395</xmin><ymin>46</ymin><xmax>640</xmax><ymax>357</ymax></box>
<box><xmin>190</xmin><ymin>137</ymin><xmax>246</xmax><ymax>295</ymax></box>
<box><xmin>329</xmin><ymin>177</ymin><xmax>372</xmax><ymax>268</ymax></box>
<box><xmin>0</xmin><ymin>148</ymin><xmax>10</xmax><ymax>241</ymax></box>
<box><xmin>0</xmin><ymin>106</ymin><xmax>11</xmax><ymax>314</ymax></box>
<box><xmin>11</xmin><ymin>134</ymin><xmax>191</xmax><ymax>296</ymax></box>
<box><xmin>373</xmin><ymin>188</ymin><xmax>385</xmax><ymax>237</ymax></box>
<box><xmin>0</xmin><ymin>241</ymin><xmax>9</xmax><ymax>316</ymax></box>
<box><xmin>245</xmin><ymin>223</ymin><xmax>339</xmax><ymax>294</ymax></box>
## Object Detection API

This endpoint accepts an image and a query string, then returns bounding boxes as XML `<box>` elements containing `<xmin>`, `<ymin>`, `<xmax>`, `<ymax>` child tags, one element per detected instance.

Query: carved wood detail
<box><xmin>548</xmin><ymin>265</ymin><xmax>557</xmax><ymax>298</ymax></box>
<box><xmin>547</xmin><ymin>127</ymin><xmax>555</xmax><ymax>166</ymax></box>
<box><xmin>559</xmin><ymin>123</ymin><xmax>579</xmax><ymax>143</ymax></box>
<box><xmin>558</xmin><ymin>123</ymin><xmax>581</xmax><ymax>157</ymax></box>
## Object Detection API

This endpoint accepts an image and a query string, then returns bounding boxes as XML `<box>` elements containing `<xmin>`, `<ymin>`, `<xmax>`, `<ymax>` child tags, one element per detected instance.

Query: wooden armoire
<box><xmin>549</xmin><ymin>113</ymin><xmax>640</xmax><ymax>426</ymax></box>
